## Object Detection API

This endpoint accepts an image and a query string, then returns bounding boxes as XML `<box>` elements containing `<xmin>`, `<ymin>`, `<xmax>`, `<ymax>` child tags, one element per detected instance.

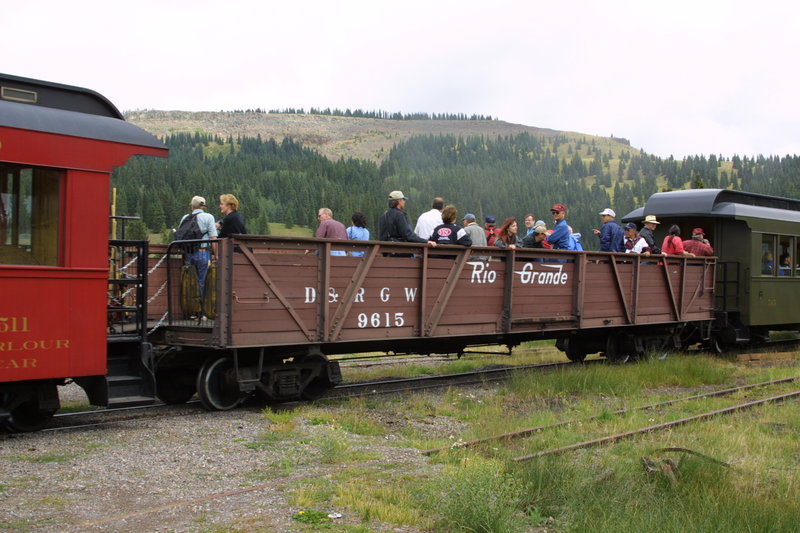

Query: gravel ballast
<box><xmin>0</xmin><ymin>385</ymin><xmax>477</xmax><ymax>532</ymax></box>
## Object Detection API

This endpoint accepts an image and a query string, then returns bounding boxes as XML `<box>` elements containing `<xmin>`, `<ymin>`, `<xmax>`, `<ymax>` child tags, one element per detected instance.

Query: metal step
<box><xmin>107</xmin><ymin>374</ymin><xmax>154</xmax><ymax>402</ymax></box>
<box><xmin>107</xmin><ymin>395</ymin><xmax>155</xmax><ymax>408</ymax></box>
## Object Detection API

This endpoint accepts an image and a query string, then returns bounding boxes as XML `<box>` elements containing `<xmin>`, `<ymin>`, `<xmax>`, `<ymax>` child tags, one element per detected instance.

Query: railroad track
<box><xmin>19</xmin><ymin>359</ymin><xmax>581</xmax><ymax>433</ymax></box>
<box><xmin>419</xmin><ymin>376</ymin><xmax>800</xmax><ymax>460</ymax></box>
<box><xmin>21</xmin><ymin>352</ymin><xmax>794</xmax><ymax>434</ymax></box>
<box><xmin>324</xmin><ymin>360</ymin><xmax>596</xmax><ymax>400</ymax></box>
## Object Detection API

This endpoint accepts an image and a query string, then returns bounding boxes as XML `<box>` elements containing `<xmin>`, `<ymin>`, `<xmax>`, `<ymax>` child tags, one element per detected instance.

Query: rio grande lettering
<box><xmin>515</xmin><ymin>263</ymin><xmax>569</xmax><ymax>285</ymax></box>
<box><xmin>467</xmin><ymin>261</ymin><xmax>497</xmax><ymax>284</ymax></box>
<box><xmin>467</xmin><ymin>261</ymin><xmax>570</xmax><ymax>285</ymax></box>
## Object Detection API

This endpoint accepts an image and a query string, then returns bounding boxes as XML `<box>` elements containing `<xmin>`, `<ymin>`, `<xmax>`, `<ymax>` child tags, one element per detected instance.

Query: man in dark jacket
<box><xmin>378</xmin><ymin>190</ymin><xmax>430</xmax><ymax>243</ymax></box>
<box><xmin>639</xmin><ymin>215</ymin><xmax>661</xmax><ymax>254</ymax></box>
<box><xmin>593</xmin><ymin>208</ymin><xmax>625</xmax><ymax>252</ymax></box>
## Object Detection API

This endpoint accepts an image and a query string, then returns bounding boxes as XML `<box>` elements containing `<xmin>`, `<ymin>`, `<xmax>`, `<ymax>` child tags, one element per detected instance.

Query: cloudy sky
<box><xmin>6</xmin><ymin>0</ymin><xmax>799</xmax><ymax>158</ymax></box>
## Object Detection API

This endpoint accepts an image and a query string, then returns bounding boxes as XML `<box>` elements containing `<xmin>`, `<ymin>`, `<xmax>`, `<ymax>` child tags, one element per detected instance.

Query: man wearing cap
<box><xmin>523</xmin><ymin>224</ymin><xmax>550</xmax><ymax>248</ymax></box>
<box><xmin>623</xmin><ymin>223</ymin><xmax>651</xmax><ymax>255</ymax></box>
<box><xmin>593</xmin><ymin>208</ymin><xmax>625</xmax><ymax>252</ymax></box>
<box><xmin>639</xmin><ymin>215</ymin><xmax>661</xmax><ymax>254</ymax></box>
<box><xmin>462</xmin><ymin>213</ymin><xmax>487</xmax><ymax>247</ymax></box>
<box><xmin>683</xmin><ymin>228</ymin><xmax>714</xmax><ymax>256</ymax></box>
<box><xmin>484</xmin><ymin>216</ymin><xmax>497</xmax><ymax>246</ymax></box>
<box><xmin>546</xmin><ymin>203</ymin><xmax>571</xmax><ymax>249</ymax></box>
<box><xmin>414</xmin><ymin>197</ymin><xmax>445</xmax><ymax>240</ymax></box>
<box><xmin>378</xmin><ymin>191</ymin><xmax>430</xmax><ymax>244</ymax></box>
<box><xmin>177</xmin><ymin>195</ymin><xmax>218</xmax><ymax>297</ymax></box>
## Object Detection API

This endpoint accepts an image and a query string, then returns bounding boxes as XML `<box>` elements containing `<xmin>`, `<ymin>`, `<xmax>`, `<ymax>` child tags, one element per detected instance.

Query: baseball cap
<box><xmin>463</xmin><ymin>213</ymin><xmax>476</xmax><ymax>221</ymax></box>
<box><xmin>550</xmin><ymin>203</ymin><xmax>566</xmax><ymax>212</ymax></box>
<box><xmin>692</xmin><ymin>227</ymin><xmax>705</xmax><ymax>235</ymax></box>
<box><xmin>191</xmin><ymin>195</ymin><xmax>206</xmax><ymax>208</ymax></box>
<box><xmin>388</xmin><ymin>190</ymin><xmax>409</xmax><ymax>200</ymax></box>
<box><xmin>485</xmin><ymin>216</ymin><xmax>496</xmax><ymax>224</ymax></box>
<box><xmin>624</xmin><ymin>222</ymin><xmax>637</xmax><ymax>230</ymax></box>
<box><xmin>599</xmin><ymin>208</ymin><xmax>616</xmax><ymax>217</ymax></box>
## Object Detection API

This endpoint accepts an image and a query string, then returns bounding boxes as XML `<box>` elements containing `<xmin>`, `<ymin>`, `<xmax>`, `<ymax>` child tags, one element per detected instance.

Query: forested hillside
<box><xmin>112</xmin><ymin>131</ymin><xmax>800</xmax><ymax>249</ymax></box>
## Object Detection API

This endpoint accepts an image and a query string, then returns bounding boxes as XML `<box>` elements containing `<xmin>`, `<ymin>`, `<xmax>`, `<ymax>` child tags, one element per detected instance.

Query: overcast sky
<box><xmin>6</xmin><ymin>0</ymin><xmax>799</xmax><ymax>159</ymax></box>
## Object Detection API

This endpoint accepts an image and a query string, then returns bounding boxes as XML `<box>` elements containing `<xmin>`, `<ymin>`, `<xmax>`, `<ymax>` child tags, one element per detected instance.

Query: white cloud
<box><xmin>5</xmin><ymin>0</ymin><xmax>800</xmax><ymax>158</ymax></box>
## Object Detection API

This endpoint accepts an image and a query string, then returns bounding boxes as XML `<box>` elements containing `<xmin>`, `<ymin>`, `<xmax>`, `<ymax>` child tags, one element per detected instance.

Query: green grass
<box><xmin>266</xmin><ymin>222</ymin><xmax>314</xmax><ymax>238</ymax></box>
<box><xmin>414</xmin><ymin>458</ymin><xmax>539</xmax><ymax>532</ymax></box>
<box><xmin>212</xmin><ymin>349</ymin><xmax>800</xmax><ymax>532</ymax></box>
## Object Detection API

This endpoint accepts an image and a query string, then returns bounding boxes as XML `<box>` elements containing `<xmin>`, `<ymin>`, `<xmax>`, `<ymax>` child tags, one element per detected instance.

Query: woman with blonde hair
<box><xmin>216</xmin><ymin>194</ymin><xmax>247</xmax><ymax>237</ymax></box>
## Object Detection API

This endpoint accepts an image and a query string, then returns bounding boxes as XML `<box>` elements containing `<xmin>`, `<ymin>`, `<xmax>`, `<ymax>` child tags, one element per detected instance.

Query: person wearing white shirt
<box><xmin>623</xmin><ymin>223</ymin><xmax>651</xmax><ymax>255</ymax></box>
<box><xmin>414</xmin><ymin>197</ymin><xmax>444</xmax><ymax>239</ymax></box>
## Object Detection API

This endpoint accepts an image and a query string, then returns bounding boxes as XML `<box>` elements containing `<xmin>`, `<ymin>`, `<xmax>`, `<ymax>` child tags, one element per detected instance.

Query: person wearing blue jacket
<box><xmin>593</xmin><ymin>208</ymin><xmax>625</xmax><ymax>252</ymax></box>
<box><xmin>546</xmin><ymin>203</ymin><xmax>571</xmax><ymax>250</ymax></box>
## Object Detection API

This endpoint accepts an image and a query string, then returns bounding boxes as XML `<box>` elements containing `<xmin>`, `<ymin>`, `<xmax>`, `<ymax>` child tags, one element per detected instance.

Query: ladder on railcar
<box><xmin>106</xmin><ymin>239</ymin><xmax>156</xmax><ymax>407</ymax></box>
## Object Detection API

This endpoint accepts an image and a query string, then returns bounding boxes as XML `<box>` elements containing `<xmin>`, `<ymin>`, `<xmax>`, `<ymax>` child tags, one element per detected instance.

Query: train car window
<box><xmin>778</xmin><ymin>236</ymin><xmax>793</xmax><ymax>277</ymax></box>
<box><xmin>759</xmin><ymin>234</ymin><xmax>776</xmax><ymax>276</ymax></box>
<box><xmin>0</xmin><ymin>164</ymin><xmax>61</xmax><ymax>266</ymax></box>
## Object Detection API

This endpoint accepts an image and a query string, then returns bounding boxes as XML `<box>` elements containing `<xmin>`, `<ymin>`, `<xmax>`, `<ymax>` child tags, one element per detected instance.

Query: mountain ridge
<box><xmin>125</xmin><ymin>110</ymin><xmax>631</xmax><ymax>162</ymax></box>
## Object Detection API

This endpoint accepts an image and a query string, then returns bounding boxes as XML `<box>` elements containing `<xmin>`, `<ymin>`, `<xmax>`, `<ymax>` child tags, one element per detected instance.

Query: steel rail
<box><xmin>324</xmin><ymin>360</ymin><xmax>598</xmax><ymax>400</ymax></box>
<box><xmin>512</xmin><ymin>389</ymin><xmax>800</xmax><ymax>462</ymax></box>
<box><xmin>422</xmin><ymin>376</ymin><xmax>797</xmax><ymax>455</ymax></box>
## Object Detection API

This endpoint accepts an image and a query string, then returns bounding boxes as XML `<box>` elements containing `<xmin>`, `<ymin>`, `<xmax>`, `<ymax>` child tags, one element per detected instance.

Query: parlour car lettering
<box><xmin>0</xmin><ymin>358</ymin><xmax>38</xmax><ymax>369</ymax></box>
<box><xmin>515</xmin><ymin>263</ymin><xmax>569</xmax><ymax>285</ymax></box>
<box><xmin>0</xmin><ymin>339</ymin><xmax>70</xmax><ymax>352</ymax></box>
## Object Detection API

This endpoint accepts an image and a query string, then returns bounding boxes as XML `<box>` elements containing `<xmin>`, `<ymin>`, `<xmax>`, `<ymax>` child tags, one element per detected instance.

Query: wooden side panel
<box><xmin>156</xmin><ymin>236</ymin><xmax>716</xmax><ymax>350</ymax></box>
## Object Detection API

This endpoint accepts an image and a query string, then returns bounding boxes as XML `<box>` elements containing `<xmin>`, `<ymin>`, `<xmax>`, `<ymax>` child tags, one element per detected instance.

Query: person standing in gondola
<box><xmin>216</xmin><ymin>194</ymin><xmax>247</xmax><ymax>237</ymax></box>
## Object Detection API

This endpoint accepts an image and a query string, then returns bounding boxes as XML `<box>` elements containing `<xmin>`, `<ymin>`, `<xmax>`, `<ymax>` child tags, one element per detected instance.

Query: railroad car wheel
<box><xmin>605</xmin><ymin>333</ymin><xmax>633</xmax><ymax>362</ymax></box>
<box><xmin>155</xmin><ymin>369</ymin><xmax>197</xmax><ymax>404</ymax></box>
<box><xmin>196</xmin><ymin>357</ymin><xmax>241</xmax><ymax>411</ymax></box>
<box><xmin>4</xmin><ymin>397</ymin><xmax>57</xmax><ymax>432</ymax></box>
<box><xmin>299</xmin><ymin>354</ymin><xmax>332</xmax><ymax>401</ymax></box>
<box><xmin>704</xmin><ymin>334</ymin><xmax>724</xmax><ymax>355</ymax></box>
<box><xmin>559</xmin><ymin>337</ymin><xmax>588</xmax><ymax>363</ymax></box>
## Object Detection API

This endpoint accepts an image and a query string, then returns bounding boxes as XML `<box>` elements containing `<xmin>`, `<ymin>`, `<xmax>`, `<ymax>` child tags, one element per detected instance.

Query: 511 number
<box><xmin>357</xmin><ymin>312</ymin><xmax>405</xmax><ymax>329</ymax></box>
<box><xmin>0</xmin><ymin>316</ymin><xmax>29</xmax><ymax>333</ymax></box>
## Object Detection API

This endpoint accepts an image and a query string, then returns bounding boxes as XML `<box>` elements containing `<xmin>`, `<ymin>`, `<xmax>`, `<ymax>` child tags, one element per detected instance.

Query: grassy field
<box><xmin>52</xmin><ymin>343</ymin><xmax>800</xmax><ymax>532</ymax></box>
<box><xmin>276</xmin><ymin>345</ymin><xmax>800</xmax><ymax>532</ymax></box>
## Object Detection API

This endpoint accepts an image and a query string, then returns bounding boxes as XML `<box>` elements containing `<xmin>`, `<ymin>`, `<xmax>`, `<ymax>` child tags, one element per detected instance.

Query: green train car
<box><xmin>624</xmin><ymin>188</ymin><xmax>800</xmax><ymax>348</ymax></box>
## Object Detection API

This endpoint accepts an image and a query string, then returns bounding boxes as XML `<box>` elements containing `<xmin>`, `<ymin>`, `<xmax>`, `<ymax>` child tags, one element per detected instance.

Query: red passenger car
<box><xmin>0</xmin><ymin>74</ymin><xmax>167</xmax><ymax>430</ymax></box>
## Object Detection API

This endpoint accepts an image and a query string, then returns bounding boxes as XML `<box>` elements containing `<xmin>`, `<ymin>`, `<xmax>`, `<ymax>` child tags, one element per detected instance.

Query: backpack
<box><xmin>175</xmin><ymin>213</ymin><xmax>205</xmax><ymax>252</ymax></box>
